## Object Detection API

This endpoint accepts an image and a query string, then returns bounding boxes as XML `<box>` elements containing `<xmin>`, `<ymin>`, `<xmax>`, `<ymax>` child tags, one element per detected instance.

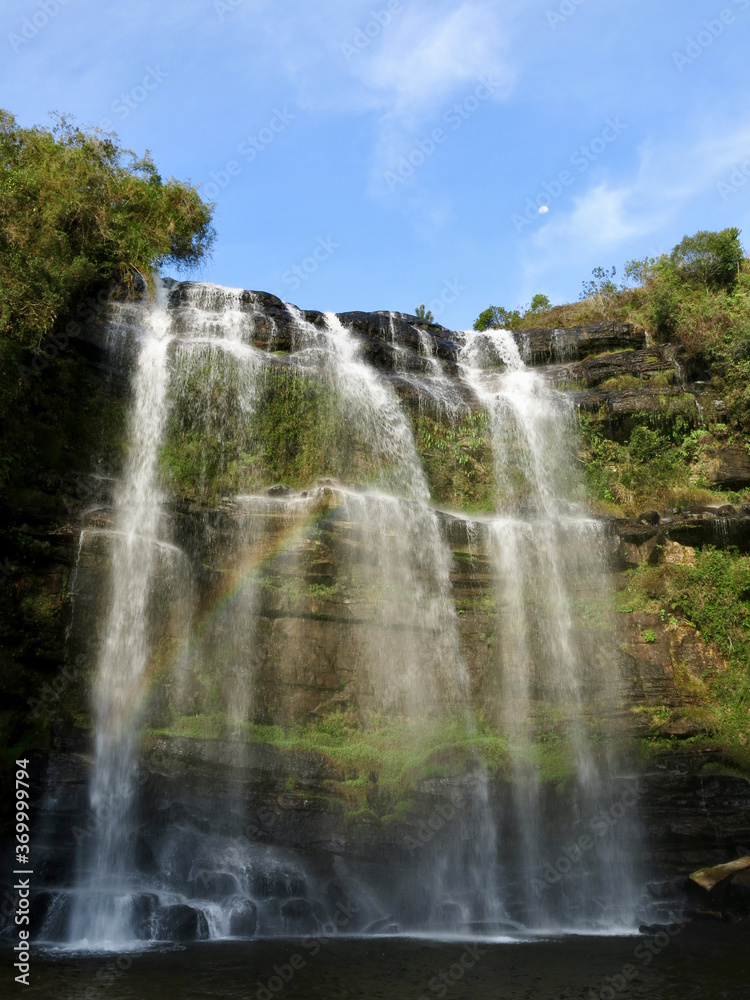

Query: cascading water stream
<box><xmin>458</xmin><ymin>329</ymin><xmax>641</xmax><ymax>930</ymax></box>
<box><xmin>57</xmin><ymin>285</ymin><xmax>645</xmax><ymax>948</ymax></box>
<box><xmin>61</xmin><ymin>285</ymin><xmax>504</xmax><ymax>945</ymax></box>
<box><xmin>69</xmin><ymin>287</ymin><xmax>174</xmax><ymax>945</ymax></box>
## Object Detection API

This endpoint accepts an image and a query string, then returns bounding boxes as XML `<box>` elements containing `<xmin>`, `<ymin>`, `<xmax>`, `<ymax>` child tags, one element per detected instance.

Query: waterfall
<box><xmin>458</xmin><ymin>329</ymin><xmax>641</xmax><ymax>930</ymax></box>
<box><xmin>55</xmin><ymin>286</ymin><xmax>644</xmax><ymax>948</ymax></box>
<box><xmin>69</xmin><ymin>286</ymin><xmax>174</xmax><ymax>945</ymax></box>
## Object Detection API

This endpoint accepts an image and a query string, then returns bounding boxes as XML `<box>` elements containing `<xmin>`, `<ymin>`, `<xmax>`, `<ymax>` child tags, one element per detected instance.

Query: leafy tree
<box><xmin>414</xmin><ymin>304</ymin><xmax>434</xmax><ymax>323</ymax></box>
<box><xmin>668</xmin><ymin>228</ymin><xmax>743</xmax><ymax>291</ymax></box>
<box><xmin>0</xmin><ymin>110</ymin><xmax>215</xmax><ymax>416</ymax></box>
<box><xmin>580</xmin><ymin>265</ymin><xmax>618</xmax><ymax>303</ymax></box>
<box><xmin>473</xmin><ymin>305</ymin><xmax>522</xmax><ymax>331</ymax></box>
<box><xmin>528</xmin><ymin>293</ymin><xmax>551</xmax><ymax>314</ymax></box>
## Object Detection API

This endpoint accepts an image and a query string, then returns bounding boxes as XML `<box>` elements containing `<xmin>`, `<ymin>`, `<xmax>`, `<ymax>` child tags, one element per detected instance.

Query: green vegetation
<box><xmin>0</xmin><ymin>110</ymin><xmax>214</xmax><ymax>493</ymax></box>
<box><xmin>669</xmin><ymin>549</ymin><xmax>750</xmax><ymax>767</ymax></box>
<box><xmin>475</xmin><ymin>228</ymin><xmax>750</xmax><ymax>359</ymax></box>
<box><xmin>414</xmin><ymin>304</ymin><xmax>434</xmax><ymax>324</ymax></box>
<box><xmin>412</xmin><ymin>408</ymin><xmax>495</xmax><ymax>512</ymax></box>
<box><xmin>161</xmin><ymin>359</ymin><xmax>429</xmax><ymax>503</ymax></box>
<box><xmin>161</xmin><ymin>361</ymin><xmax>349</xmax><ymax>502</ymax></box>
<box><xmin>147</xmin><ymin>705</ymin><xmax>612</xmax><ymax>816</ymax></box>
<box><xmin>578</xmin><ymin>414</ymin><xmax>747</xmax><ymax>516</ymax></box>
<box><xmin>617</xmin><ymin>553</ymin><xmax>750</xmax><ymax>770</ymax></box>
<box><xmin>473</xmin><ymin>294</ymin><xmax>553</xmax><ymax>331</ymax></box>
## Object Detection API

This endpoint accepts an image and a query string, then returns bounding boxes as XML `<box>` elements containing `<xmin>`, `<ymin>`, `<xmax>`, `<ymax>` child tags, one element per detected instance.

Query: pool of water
<box><xmin>2</xmin><ymin>926</ymin><xmax>748</xmax><ymax>999</ymax></box>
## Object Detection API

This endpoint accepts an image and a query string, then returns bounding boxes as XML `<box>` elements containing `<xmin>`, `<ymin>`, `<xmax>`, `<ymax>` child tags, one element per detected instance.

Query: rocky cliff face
<box><xmin>2</xmin><ymin>287</ymin><xmax>749</xmax><ymax>938</ymax></box>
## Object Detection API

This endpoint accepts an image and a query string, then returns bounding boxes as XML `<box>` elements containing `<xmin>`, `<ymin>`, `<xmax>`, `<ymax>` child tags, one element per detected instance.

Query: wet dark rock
<box><xmin>396</xmin><ymin>883</ymin><xmax>432</xmax><ymax>928</ymax></box>
<box><xmin>280</xmin><ymin>897</ymin><xmax>320</xmax><ymax>934</ymax></box>
<box><xmin>135</xmin><ymin>834</ymin><xmax>158</xmax><ymax>874</ymax></box>
<box><xmin>267</xmin><ymin>484</ymin><xmax>296</xmax><ymax>497</ymax></box>
<box><xmin>131</xmin><ymin>892</ymin><xmax>159</xmax><ymax>939</ymax></box>
<box><xmin>728</xmin><ymin>869</ymin><xmax>750</xmax><ymax>911</ymax></box>
<box><xmin>28</xmin><ymin>890</ymin><xmax>70</xmax><ymax>941</ymax></box>
<box><xmin>228</xmin><ymin>896</ymin><xmax>258</xmax><ymax>937</ymax></box>
<box><xmin>155</xmin><ymin>903</ymin><xmax>209</xmax><ymax>942</ymax></box>
<box><xmin>688</xmin><ymin>856</ymin><xmax>750</xmax><ymax>909</ymax></box>
<box><xmin>249</xmin><ymin>870</ymin><xmax>307</xmax><ymax>900</ymax></box>
<box><xmin>189</xmin><ymin>871</ymin><xmax>239</xmax><ymax>900</ymax></box>
<box><xmin>657</xmin><ymin>717</ymin><xmax>704</xmax><ymax>739</ymax></box>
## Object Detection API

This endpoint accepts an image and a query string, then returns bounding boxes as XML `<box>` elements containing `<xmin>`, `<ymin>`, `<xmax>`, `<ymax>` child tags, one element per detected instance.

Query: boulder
<box><xmin>228</xmin><ymin>897</ymin><xmax>258</xmax><ymax>937</ymax></box>
<box><xmin>131</xmin><ymin>892</ymin><xmax>159</xmax><ymax>939</ymax></box>
<box><xmin>155</xmin><ymin>904</ymin><xmax>209</xmax><ymax>942</ymax></box>
<box><xmin>249</xmin><ymin>869</ymin><xmax>307</xmax><ymax>899</ymax></box>
<box><xmin>661</xmin><ymin>541</ymin><xmax>696</xmax><ymax>567</ymax></box>
<box><xmin>280</xmin><ymin>897</ymin><xmax>320</xmax><ymax>935</ymax></box>
<box><xmin>189</xmin><ymin>871</ymin><xmax>238</xmax><ymax>900</ymax></box>
<box><xmin>638</xmin><ymin>510</ymin><xmax>661</xmax><ymax>525</ymax></box>
<box><xmin>704</xmin><ymin>448</ymin><xmax>750</xmax><ymax>489</ymax></box>
<box><xmin>620</xmin><ymin>534</ymin><xmax>662</xmax><ymax>568</ymax></box>
<box><xmin>728</xmin><ymin>868</ymin><xmax>750</xmax><ymax>911</ymax></box>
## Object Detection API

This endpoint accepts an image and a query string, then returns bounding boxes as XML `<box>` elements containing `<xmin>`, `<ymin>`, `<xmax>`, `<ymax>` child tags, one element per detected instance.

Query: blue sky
<box><xmin>3</xmin><ymin>0</ymin><xmax>750</xmax><ymax>329</ymax></box>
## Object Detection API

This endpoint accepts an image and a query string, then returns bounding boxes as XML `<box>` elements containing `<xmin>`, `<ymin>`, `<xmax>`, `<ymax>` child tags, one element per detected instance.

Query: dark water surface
<box><xmin>3</xmin><ymin>927</ymin><xmax>748</xmax><ymax>999</ymax></box>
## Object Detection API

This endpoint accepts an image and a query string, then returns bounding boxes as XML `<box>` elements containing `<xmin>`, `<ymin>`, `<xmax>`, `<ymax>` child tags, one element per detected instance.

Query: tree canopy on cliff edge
<box><xmin>0</xmin><ymin>110</ymin><xmax>215</xmax><ymax>419</ymax></box>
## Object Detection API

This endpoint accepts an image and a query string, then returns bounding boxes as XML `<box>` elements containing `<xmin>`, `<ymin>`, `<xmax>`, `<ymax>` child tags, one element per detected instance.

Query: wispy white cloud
<box><xmin>349</xmin><ymin>2</ymin><xmax>513</xmax><ymax>123</ymax></box>
<box><xmin>519</xmin><ymin>114</ymin><xmax>750</xmax><ymax>300</ymax></box>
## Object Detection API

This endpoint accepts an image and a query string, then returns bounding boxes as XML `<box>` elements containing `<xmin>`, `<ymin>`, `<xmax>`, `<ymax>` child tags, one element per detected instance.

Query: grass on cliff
<box><xmin>618</xmin><ymin>550</ymin><xmax>750</xmax><ymax>769</ymax></box>
<box><xmin>148</xmin><ymin>706</ymin><xmax>617</xmax><ymax>818</ymax></box>
<box><xmin>580</xmin><ymin>416</ymin><xmax>750</xmax><ymax>517</ymax></box>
